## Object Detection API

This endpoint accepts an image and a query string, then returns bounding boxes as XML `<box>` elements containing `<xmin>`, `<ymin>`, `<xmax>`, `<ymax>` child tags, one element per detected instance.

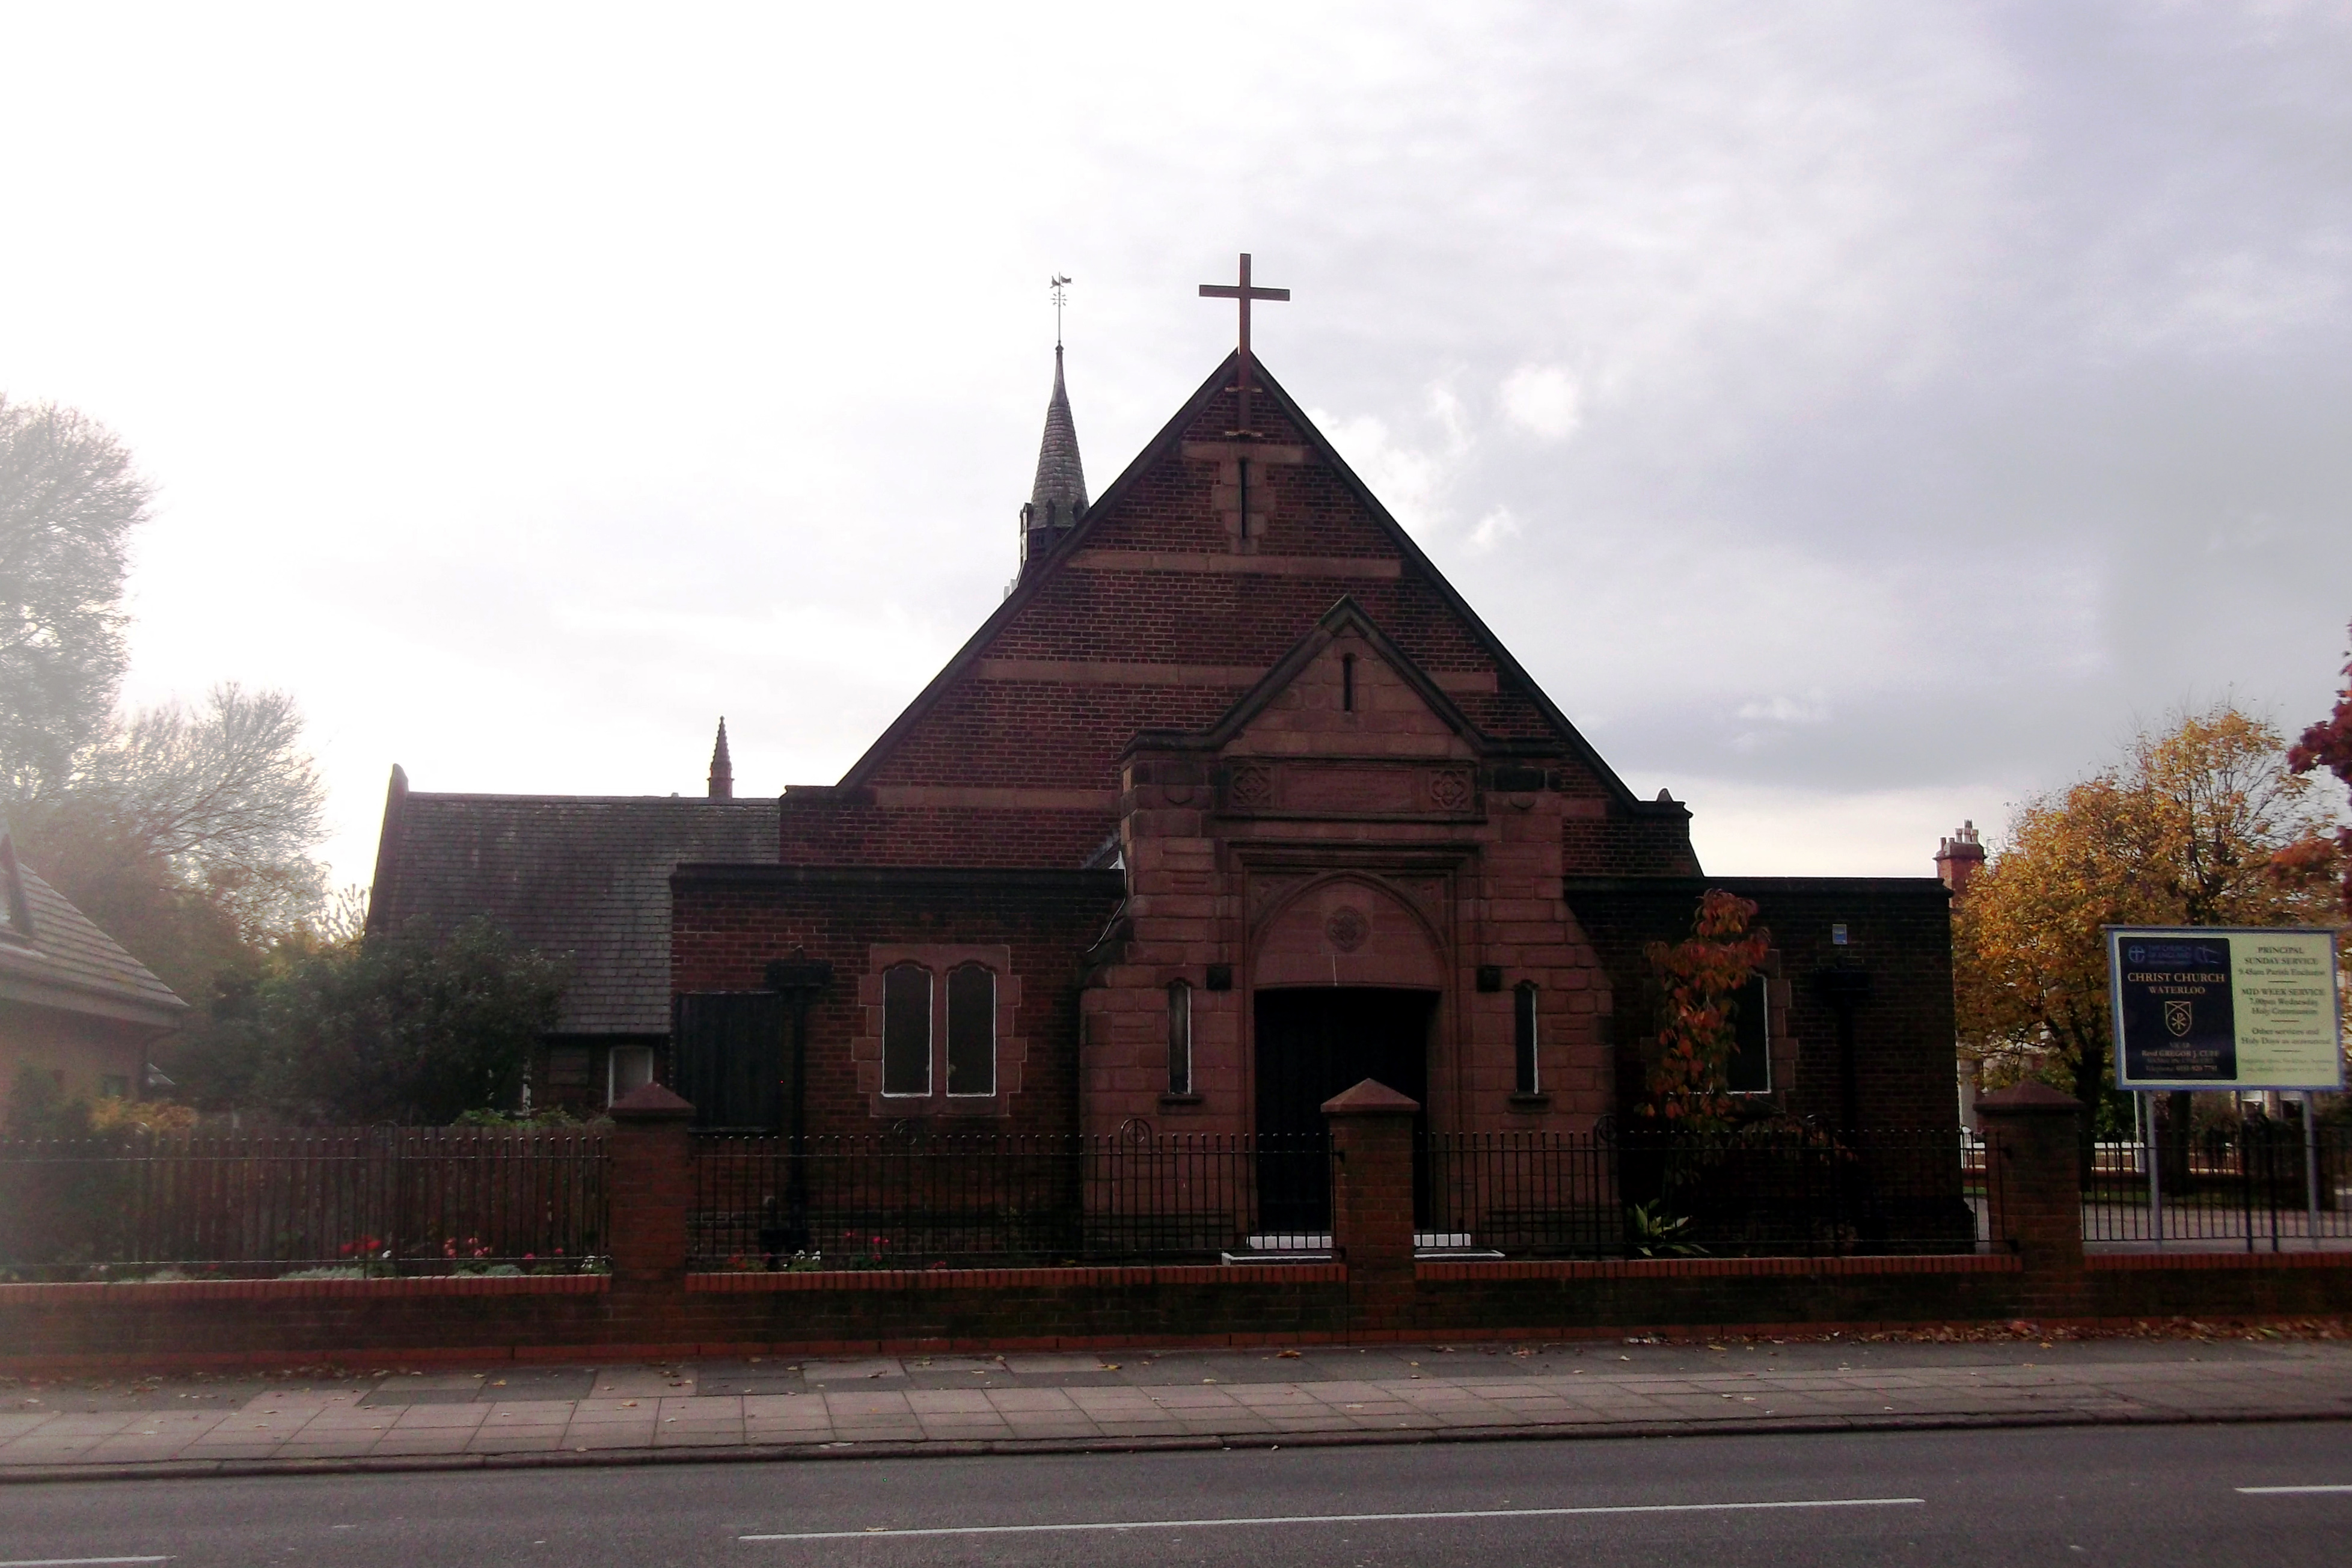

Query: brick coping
<box><xmin>1418</xmin><ymin>1254</ymin><xmax>2023</xmax><ymax>1281</ymax></box>
<box><xmin>0</xmin><ymin>1275</ymin><xmax>607</xmax><ymax>1305</ymax></box>
<box><xmin>5</xmin><ymin>1252</ymin><xmax>2342</xmax><ymax>1306</ymax></box>
<box><xmin>688</xmin><ymin>1263</ymin><xmax>1347</xmax><ymax>1291</ymax></box>
<box><xmin>2086</xmin><ymin>1250</ymin><xmax>2352</xmax><ymax>1271</ymax></box>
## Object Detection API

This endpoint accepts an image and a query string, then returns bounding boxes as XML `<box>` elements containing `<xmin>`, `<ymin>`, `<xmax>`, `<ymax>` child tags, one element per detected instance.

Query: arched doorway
<box><xmin>1250</xmin><ymin>876</ymin><xmax>1445</xmax><ymax>1231</ymax></box>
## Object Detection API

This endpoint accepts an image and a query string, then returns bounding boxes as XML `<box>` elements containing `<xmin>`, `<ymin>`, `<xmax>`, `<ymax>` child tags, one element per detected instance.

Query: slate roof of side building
<box><xmin>367</xmin><ymin>767</ymin><xmax>780</xmax><ymax>1037</ymax></box>
<box><xmin>0</xmin><ymin>831</ymin><xmax>187</xmax><ymax>1027</ymax></box>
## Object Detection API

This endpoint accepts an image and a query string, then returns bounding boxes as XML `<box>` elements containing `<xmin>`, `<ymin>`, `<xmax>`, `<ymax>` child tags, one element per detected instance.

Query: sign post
<box><xmin>2107</xmin><ymin>927</ymin><xmax>2344</xmax><ymax>1251</ymax></box>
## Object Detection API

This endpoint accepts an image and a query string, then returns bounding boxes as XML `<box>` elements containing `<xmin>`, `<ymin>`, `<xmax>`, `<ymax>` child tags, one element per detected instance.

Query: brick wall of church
<box><xmin>801</xmin><ymin>370</ymin><xmax>1698</xmax><ymax>879</ymax></box>
<box><xmin>670</xmin><ymin>866</ymin><xmax>1125</xmax><ymax>1138</ymax></box>
<box><xmin>777</xmin><ymin>796</ymin><xmax>1116</xmax><ymax>869</ymax></box>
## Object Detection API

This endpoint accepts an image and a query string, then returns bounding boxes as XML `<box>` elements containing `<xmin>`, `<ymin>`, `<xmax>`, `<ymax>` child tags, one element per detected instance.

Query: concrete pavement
<box><xmin>5</xmin><ymin>1332</ymin><xmax>2350</xmax><ymax>1480</ymax></box>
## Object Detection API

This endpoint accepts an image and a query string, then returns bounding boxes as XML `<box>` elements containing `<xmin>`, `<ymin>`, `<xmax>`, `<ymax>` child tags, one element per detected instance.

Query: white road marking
<box><xmin>740</xmin><ymin>1496</ymin><xmax>1926</xmax><ymax>1542</ymax></box>
<box><xmin>2237</xmin><ymin>1484</ymin><xmax>2352</xmax><ymax>1495</ymax></box>
<box><xmin>0</xmin><ymin>1558</ymin><xmax>173</xmax><ymax>1566</ymax></box>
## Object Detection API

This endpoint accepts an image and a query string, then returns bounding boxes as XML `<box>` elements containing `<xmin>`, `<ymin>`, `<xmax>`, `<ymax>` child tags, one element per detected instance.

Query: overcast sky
<box><xmin>6</xmin><ymin>2</ymin><xmax>2350</xmax><ymax>890</ymax></box>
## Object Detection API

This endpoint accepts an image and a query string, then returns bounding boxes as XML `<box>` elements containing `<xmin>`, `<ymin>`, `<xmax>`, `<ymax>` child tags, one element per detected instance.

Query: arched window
<box><xmin>946</xmin><ymin>963</ymin><xmax>997</xmax><ymax>1097</ymax></box>
<box><xmin>1166</xmin><ymin>979</ymin><xmax>1193</xmax><ymax>1095</ymax></box>
<box><xmin>882</xmin><ymin>963</ymin><xmax>933</xmax><ymax>1097</ymax></box>
<box><xmin>1513</xmin><ymin>981</ymin><xmax>1540</xmax><ymax>1095</ymax></box>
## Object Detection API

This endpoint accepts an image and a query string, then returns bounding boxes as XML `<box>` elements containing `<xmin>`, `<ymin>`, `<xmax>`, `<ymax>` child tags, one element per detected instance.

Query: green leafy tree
<box><xmin>249</xmin><ymin>917</ymin><xmax>569</xmax><ymax>1125</ymax></box>
<box><xmin>0</xmin><ymin>397</ymin><xmax>149</xmax><ymax>800</ymax></box>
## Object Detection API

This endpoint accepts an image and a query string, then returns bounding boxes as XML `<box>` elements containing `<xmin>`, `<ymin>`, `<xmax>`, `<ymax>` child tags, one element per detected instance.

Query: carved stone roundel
<box><xmin>1325</xmin><ymin>905</ymin><xmax>1370</xmax><ymax>952</ymax></box>
<box><xmin>1429</xmin><ymin>768</ymin><xmax>1472</xmax><ymax>811</ymax></box>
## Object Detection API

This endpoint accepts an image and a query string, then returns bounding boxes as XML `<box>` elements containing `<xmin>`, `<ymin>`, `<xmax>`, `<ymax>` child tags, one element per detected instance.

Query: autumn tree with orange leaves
<box><xmin>1640</xmin><ymin>889</ymin><xmax>1772</xmax><ymax>1130</ymax></box>
<box><xmin>1954</xmin><ymin>703</ymin><xmax>2344</xmax><ymax>1168</ymax></box>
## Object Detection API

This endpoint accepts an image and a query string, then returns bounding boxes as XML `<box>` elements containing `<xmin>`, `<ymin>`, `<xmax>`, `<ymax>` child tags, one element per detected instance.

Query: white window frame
<box><xmin>1167</xmin><ymin>979</ymin><xmax>1193</xmax><ymax>1095</ymax></box>
<box><xmin>1513</xmin><ymin>981</ymin><xmax>1541</xmax><ymax>1095</ymax></box>
<box><xmin>945</xmin><ymin>963</ymin><xmax>998</xmax><ymax>1098</ymax></box>
<box><xmin>881</xmin><ymin>963</ymin><xmax>935</xmax><ymax>1098</ymax></box>
<box><xmin>607</xmin><ymin>1044</ymin><xmax>656</xmax><ymax>1104</ymax></box>
<box><xmin>1726</xmin><ymin>974</ymin><xmax>1773</xmax><ymax>1095</ymax></box>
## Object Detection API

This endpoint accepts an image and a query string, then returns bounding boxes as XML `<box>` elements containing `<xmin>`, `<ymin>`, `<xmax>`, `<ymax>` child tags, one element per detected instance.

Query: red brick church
<box><xmin>370</xmin><ymin>268</ymin><xmax>1961</xmax><ymax>1144</ymax></box>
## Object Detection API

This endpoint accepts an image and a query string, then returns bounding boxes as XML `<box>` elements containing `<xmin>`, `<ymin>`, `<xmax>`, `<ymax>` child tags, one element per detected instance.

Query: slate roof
<box><xmin>0</xmin><ymin>833</ymin><xmax>187</xmax><ymax>1026</ymax></box>
<box><xmin>367</xmin><ymin>771</ymin><xmax>779</xmax><ymax>1036</ymax></box>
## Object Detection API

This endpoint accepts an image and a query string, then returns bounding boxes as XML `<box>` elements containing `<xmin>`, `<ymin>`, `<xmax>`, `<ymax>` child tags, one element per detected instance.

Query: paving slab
<box><xmin>6</xmin><ymin>1335</ymin><xmax>2352</xmax><ymax>1479</ymax></box>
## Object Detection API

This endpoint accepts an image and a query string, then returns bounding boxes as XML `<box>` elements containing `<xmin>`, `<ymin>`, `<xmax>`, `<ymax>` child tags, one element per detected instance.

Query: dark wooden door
<box><xmin>1252</xmin><ymin>987</ymin><xmax>1435</xmax><ymax>1233</ymax></box>
<box><xmin>672</xmin><ymin>992</ymin><xmax>786</xmax><ymax>1131</ymax></box>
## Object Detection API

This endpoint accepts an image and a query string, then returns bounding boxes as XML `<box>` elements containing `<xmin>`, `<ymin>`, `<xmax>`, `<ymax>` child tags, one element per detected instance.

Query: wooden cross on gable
<box><xmin>1198</xmin><ymin>252</ymin><xmax>1289</xmax><ymax>435</ymax></box>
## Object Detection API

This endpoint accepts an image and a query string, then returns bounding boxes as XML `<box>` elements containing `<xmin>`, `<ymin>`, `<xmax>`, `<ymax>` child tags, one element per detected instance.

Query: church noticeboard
<box><xmin>2105</xmin><ymin>926</ymin><xmax>2344</xmax><ymax>1091</ymax></box>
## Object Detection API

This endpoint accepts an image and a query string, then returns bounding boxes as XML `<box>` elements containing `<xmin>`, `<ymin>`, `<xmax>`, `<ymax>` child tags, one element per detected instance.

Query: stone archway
<box><xmin>1249</xmin><ymin>875</ymin><xmax>1448</xmax><ymax>1229</ymax></box>
<box><xmin>1251</xmin><ymin>874</ymin><xmax>1446</xmax><ymax>991</ymax></box>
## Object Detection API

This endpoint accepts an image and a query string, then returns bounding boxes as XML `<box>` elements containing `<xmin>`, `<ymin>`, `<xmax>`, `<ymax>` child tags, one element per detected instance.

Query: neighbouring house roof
<box><xmin>366</xmin><ymin>768</ymin><xmax>781</xmax><ymax>1036</ymax></box>
<box><xmin>0</xmin><ymin>829</ymin><xmax>188</xmax><ymax>1029</ymax></box>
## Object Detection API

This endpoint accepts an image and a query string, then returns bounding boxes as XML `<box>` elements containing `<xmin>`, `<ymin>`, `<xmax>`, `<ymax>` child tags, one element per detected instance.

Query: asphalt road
<box><xmin>3</xmin><ymin>1421</ymin><xmax>2350</xmax><ymax>1566</ymax></box>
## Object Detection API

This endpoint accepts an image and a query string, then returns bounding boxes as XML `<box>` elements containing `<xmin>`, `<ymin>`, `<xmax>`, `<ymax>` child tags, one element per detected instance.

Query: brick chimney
<box><xmin>1935</xmin><ymin>820</ymin><xmax>1985</xmax><ymax>895</ymax></box>
<box><xmin>708</xmin><ymin>718</ymin><xmax>733</xmax><ymax>800</ymax></box>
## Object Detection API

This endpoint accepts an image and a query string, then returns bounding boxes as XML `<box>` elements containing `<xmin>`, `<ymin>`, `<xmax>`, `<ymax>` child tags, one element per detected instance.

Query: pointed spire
<box><xmin>1019</xmin><ymin>310</ymin><xmax>1088</xmax><ymax>580</ymax></box>
<box><xmin>707</xmin><ymin>718</ymin><xmax>733</xmax><ymax>799</ymax></box>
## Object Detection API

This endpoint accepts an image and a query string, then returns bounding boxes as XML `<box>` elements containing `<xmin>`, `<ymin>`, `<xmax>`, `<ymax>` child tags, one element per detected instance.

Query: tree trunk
<box><xmin>2160</xmin><ymin>1090</ymin><xmax>2194</xmax><ymax>1195</ymax></box>
<box><xmin>2071</xmin><ymin>1037</ymin><xmax>2105</xmax><ymax>1189</ymax></box>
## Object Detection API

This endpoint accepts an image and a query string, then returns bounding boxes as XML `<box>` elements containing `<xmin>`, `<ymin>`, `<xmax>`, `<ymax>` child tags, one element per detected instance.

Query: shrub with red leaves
<box><xmin>2287</xmin><ymin>621</ymin><xmax>2352</xmax><ymax>916</ymax></box>
<box><xmin>1639</xmin><ymin>889</ymin><xmax>1771</xmax><ymax>1130</ymax></box>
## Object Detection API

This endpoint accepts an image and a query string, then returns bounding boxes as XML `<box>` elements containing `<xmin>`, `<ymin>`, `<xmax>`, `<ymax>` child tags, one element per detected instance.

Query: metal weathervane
<box><xmin>1050</xmin><ymin>274</ymin><xmax>1071</xmax><ymax>349</ymax></box>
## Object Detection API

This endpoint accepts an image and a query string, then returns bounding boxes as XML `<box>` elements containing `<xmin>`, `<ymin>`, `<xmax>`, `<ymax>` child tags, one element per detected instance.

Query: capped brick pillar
<box><xmin>1324</xmin><ymin>1078</ymin><xmax>1419</xmax><ymax>1334</ymax></box>
<box><xmin>608</xmin><ymin>1082</ymin><xmax>696</xmax><ymax>1289</ymax></box>
<box><xmin>1976</xmin><ymin>1080</ymin><xmax>2084</xmax><ymax>1279</ymax></box>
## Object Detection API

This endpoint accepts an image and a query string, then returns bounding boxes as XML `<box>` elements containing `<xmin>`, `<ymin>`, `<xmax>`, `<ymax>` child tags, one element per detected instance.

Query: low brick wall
<box><xmin>5</xmin><ymin>1252</ymin><xmax>2350</xmax><ymax>1374</ymax></box>
<box><xmin>7</xmin><ymin>1087</ymin><xmax>2349</xmax><ymax>1373</ymax></box>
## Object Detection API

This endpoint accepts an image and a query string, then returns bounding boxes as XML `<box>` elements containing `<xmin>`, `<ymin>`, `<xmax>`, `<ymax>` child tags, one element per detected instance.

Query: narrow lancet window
<box><xmin>883</xmin><ymin>964</ymin><xmax>933</xmax><ymax>1097</ymax></box>
<box><xmin>1341</xmin><ymin>653</ymin><xmax>1356</xmax><ymax>712</ymax></box>
<box><xmin>946</xmin><ymin>964</ymin><xmax>997</xmax><ymax>1097</ymax></box>
<box><xmin>1513</xmin><ymin>981</ymin><xmax>1540</xmax><ymax>1094</ymax></box>
<box><xmin>1166</xmin><ymin>979</ymin><xmax>1193</xmax><ymax>1095</ymax></box>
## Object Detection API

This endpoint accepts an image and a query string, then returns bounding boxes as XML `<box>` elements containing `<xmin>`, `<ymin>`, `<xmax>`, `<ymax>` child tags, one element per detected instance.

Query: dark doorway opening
<box><xmin>673</xmin><ymin>992</ymin><xmax>785</xmax><ymax>1131</ymax></box>
<box><xmin>1253</xmin><ymin>987</ymin><xmax>1435</xmax><ymax>1233</ymax></box>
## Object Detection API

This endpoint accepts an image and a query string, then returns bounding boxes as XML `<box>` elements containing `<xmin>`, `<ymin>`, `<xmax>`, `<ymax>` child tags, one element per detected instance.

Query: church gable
<box><xmin>1227</xmin><ymin>623</ymin><xmax>1478</xmax><ymax>764</ymax></box>
<box><xmin>844</xmin><ymin>357</ymin><xmax>1635</xmax><ymax>803</ymax></box>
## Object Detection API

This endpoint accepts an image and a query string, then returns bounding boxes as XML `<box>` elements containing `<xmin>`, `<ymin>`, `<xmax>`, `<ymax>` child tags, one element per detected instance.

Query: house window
<box><xmin>883</xmin><ymin>963</ymin><xmax>934</xmax><ymax>1096</ymax></box>
<box><xmin>1166</xmin><ymin>979</ymin><xmax>1192</xmax><ymax>1095</ymax></box>
<box><xmin>607</xmin><ymin>1046</ymin><xmax>655</xmax><ymax>1104</ymax></box>
<box><xmin>99</xmin><ymin>1074</ymin><xmax>130</xmax><ymax>1101</ymax></box>
<box><xmin>1726</xmin><ymin>974</ymin><xmax>1772</xmax><ymax>1093</ymax></box>
<box><xmin>1513</xmin><ymin>982</ymin><xmax>1540</xmax><ymax>1094</ymax></box>
<box><xmin>945</xmin><ymin>963</ymin><xmax>996</xmax><ymax>1097</ymax></box>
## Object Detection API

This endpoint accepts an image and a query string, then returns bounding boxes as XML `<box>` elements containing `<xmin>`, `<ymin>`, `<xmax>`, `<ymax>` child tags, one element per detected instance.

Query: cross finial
<box><xmin>1198</xmin><ymin>252</ymin><xmax>1289</xmax><ymax>435</ymax></box>
<box><xmin>1049</xmin><ymin>274</ymin><xmax>1071</xmax><ymax>349</ymax></box>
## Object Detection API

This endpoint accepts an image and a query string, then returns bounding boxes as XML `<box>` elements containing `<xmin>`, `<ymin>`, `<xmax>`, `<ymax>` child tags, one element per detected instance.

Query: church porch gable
<box><xmin>1081</xmin><ymin>605</ymin><xmax>1614</xmax><ymax>1145</ymax></box>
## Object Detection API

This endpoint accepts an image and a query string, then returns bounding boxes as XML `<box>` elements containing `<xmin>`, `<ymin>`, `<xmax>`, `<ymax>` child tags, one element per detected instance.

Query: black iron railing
<box><xmin>1423</xmin><ymin>1127</ymin><xmax>1997</xmax><ymax>1258</ymax></box>
<box><xmin>0</xmin><ymin>1129</ymin><xmax>610</xmax><ymax>1281</ymax></box>
<box><xmin>690</xmin><ymin>1131</ymin><xmax>1332</xmax><ymax>1270</ymax></box>
<box><xmin>2084</xmin><ymin>1124</ymin><xmax>2352</xmax><ymax>1249</ymax></box>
